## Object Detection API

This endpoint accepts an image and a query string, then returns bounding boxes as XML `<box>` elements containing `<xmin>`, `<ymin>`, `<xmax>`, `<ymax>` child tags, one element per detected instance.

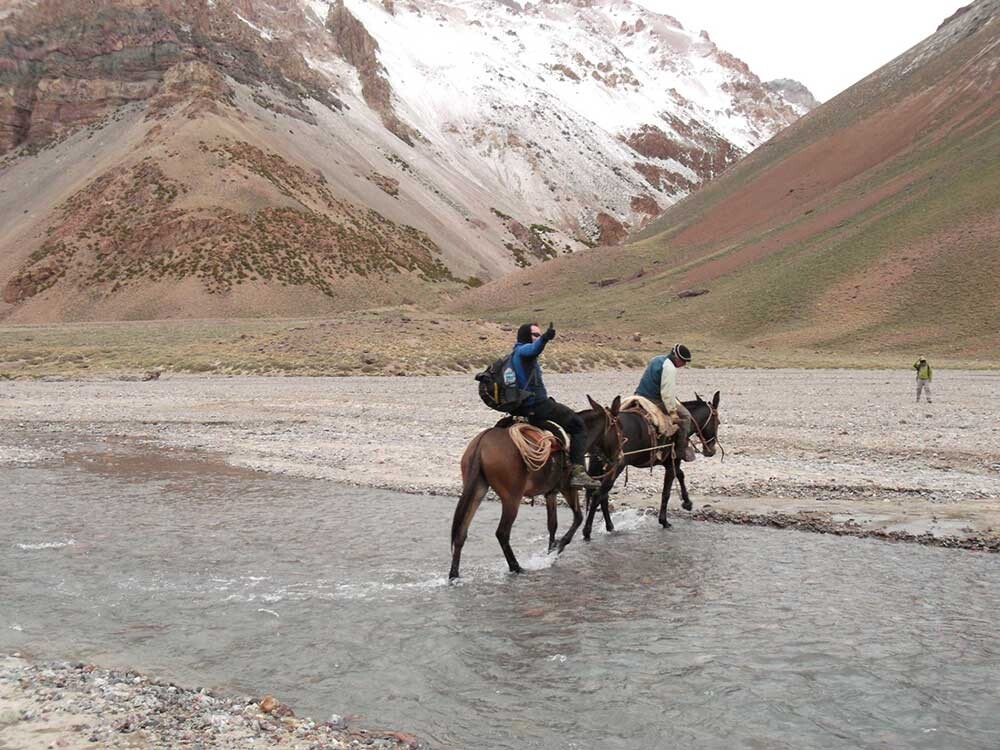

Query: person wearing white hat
<box><xmin>635</xmin><ymin>344</ymin><xmax>695</xmax><ymax>461</ymax></box>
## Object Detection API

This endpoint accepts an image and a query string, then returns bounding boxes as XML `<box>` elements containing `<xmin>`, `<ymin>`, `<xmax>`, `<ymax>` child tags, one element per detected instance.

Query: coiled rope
<box><xmin>507</xmin><ymin>424</ymin><xmax>559</xmax><ymax>472</ymax></box>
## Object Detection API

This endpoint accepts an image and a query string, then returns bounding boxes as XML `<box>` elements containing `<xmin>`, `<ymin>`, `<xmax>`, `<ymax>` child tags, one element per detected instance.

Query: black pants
<box><xmin>520</xmin><ymin>397</ymin><xmax>587</xmax><ymax>465</ymax></box>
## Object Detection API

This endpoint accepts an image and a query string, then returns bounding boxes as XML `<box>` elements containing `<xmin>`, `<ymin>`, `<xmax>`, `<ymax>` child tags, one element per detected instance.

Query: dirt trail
<box><xmin>2</xmin><ymin>368</ymin><xmax>998</xmax><ymax>549</ymax></box>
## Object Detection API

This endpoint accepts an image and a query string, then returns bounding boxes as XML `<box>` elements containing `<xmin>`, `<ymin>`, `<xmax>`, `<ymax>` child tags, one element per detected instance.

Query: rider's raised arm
<box><xmin>516</xmin><ymin>335</ymin><xmax>548</xmax><ymax>358</ymax></box>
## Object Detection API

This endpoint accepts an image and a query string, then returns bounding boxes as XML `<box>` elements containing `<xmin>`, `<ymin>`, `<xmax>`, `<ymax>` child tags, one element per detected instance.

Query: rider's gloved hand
<box><xmin>542</xmin><ymin>322</ymin><xmax>556</xmax><ymax>341</ymax></box>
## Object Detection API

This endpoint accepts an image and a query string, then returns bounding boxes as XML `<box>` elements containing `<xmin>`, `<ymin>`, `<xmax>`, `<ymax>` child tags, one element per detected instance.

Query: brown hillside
<box><xmin>450</xmin><ymin>0</ymin><xmax>1000</xmax><ymax>361</ymax></box>
<box><xmin>0</xmin><ymin>70</ymin><xmax>462</xmax><ymax>321</ymax></box>
<box><xmin>0</xmin><ymin>0</ymin><xmax>811</xmax><ymax>323</ymax></box>
<box><xmin>0</xmin><ymin>1</ymin><xmax>479</xmax><ymax>321</ymax></box>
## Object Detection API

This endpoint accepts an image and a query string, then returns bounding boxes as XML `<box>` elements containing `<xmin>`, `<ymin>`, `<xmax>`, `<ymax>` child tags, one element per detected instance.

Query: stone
<box><xmin>595</xmin><ymin>212</ymin><xmax>628</xmax><ymax>245</ymax></box>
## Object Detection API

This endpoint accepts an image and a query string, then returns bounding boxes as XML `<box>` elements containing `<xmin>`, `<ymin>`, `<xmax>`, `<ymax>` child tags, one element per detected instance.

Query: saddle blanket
<box><xmin>619</xmin><ymin>395</ymin><xmax>678</xmax><ymax>437</ymax></box>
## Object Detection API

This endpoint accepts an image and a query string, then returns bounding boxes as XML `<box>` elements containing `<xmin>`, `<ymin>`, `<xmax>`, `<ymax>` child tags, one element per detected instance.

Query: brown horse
<box><xmin>449</xmin><ymin>396</ymin><xmax>623</xmax><ymax>579</ymax></box>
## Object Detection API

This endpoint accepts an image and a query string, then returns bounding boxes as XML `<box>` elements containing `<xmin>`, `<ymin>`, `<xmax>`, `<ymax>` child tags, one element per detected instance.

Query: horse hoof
<box><xmin>582</xmin><ymin>533</ymin><xmax>591</xmax><ymax>542</ymax></box>
<box><xmin>659</xmin><ymin>519</ymin><xmax>672</xmax><ymax>528</ymax></box>
<box><xmin>606</xmin><ymin>524</ymin><xmax>615</xmax><ymax>533</ymax></box>
<box><xmin>682</xmin><ymin>500</ymin><xmax>692</xmax><ymax>511</ymax></box>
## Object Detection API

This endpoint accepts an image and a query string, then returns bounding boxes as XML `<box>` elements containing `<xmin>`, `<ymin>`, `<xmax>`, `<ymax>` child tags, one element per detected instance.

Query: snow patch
<box><xmin>234</xmin><ymin>11</ymin><xmax>275</xmax><ymax>41</ymax></box>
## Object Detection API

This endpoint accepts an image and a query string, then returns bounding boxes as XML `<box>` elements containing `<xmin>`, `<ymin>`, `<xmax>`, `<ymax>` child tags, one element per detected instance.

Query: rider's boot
<box><xmin>569</xmin><ymin>464</ymin><xmax>600</xmax><ymax>489</ymax></box>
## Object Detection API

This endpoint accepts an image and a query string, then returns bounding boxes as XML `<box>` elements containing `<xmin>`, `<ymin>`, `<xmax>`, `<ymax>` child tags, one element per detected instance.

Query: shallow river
<box><xmin>2</xmin><ymin>439</ymin><xmax>999</xmax><ymax>749</ymax></box>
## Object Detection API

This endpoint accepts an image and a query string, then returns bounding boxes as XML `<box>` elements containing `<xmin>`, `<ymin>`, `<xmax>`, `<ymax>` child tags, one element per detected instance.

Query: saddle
<box><xmin>619</xmin><ymin>395</ymin><xmax>678</xmax><ymax>438</ymax></box>
<box><xmin>496</xmin><ymin>416</ymin><xmax>568</xmax><ymax>472</ymax></box>
<box><xmin>619</xmin><ymin>395</ymin><xmax>678</xmax><ymax>465</ymax></box>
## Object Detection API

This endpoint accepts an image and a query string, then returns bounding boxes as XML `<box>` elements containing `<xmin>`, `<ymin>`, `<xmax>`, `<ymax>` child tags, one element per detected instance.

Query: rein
<box><xmin>689</xmin><ymin>403</ymin><xmax>725</xmax><ymax>461</ymax></box>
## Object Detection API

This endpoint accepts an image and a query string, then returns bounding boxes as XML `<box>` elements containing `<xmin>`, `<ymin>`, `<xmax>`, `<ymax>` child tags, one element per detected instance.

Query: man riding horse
<box><xmin>510</xmin><ymin>322</ymin><xmax>600</xmax><ymax>490</ymax></box>
<box><xmin>634</xmin><ymin>343</ymin><xmax>696</xmax><ymax>463</ymax></box>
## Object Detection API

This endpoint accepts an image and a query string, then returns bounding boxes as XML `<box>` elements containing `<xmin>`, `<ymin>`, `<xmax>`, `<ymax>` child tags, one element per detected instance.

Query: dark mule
<box><xmin>583</xmin><ymin>391</ymin><xmax>721</xmax><ymax>537</ymax></box>
<box><xmin>449</xmin><ymin>396</ymin><xmax>622</xmax><ymax>580</ymax></box>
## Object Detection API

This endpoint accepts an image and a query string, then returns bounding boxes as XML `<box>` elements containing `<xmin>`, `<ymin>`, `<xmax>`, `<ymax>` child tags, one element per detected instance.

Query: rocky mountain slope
<box><xmin>453</xmin><ymin>0</ymin><xmax>1000</xmax><ymax>361</ymax></box>
<box><xmin>764</xmin><ymin>79</ymin><xmax>819</xmax><ymax>114</ymax></box>
<box><xmin>0</xmin><ymin>0</ymin><xmax>808</xmax><ymax>321</ymax></box>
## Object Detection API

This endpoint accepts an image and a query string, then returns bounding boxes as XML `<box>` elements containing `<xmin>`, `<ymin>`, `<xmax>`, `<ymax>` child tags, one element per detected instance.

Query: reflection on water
<box><xmin>2</xmin><ymin>439</ymin><xmax>999</xmax><ymax>750</ymax></box>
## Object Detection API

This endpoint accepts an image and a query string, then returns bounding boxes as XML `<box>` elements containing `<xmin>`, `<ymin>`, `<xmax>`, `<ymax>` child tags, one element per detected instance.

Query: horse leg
<box><xmin>495</xmin><ymin>491</ymin><xmax>524</xmax><ymax>574</ymax></box>
<box><xmin>545</xmin><ymin>492</ymin><xmax>559</xmax><ymax>552</ymax></box>
<box><xmin>676</xmin><ymin>464</ymin><xmax>693</xmax><ymax>511</ymax></box>
<box><xmin>584</xmin><ymin>462</ymin><xmax>624</xmax><ymax>540</ymax></box>
<box><xmin>600</xmin><ymin>465</ymin><xmax>625</xmax><ymax>533</ymax></box>
<box><xmin>583</xmin><ymin>489</ymin><xmax>601</xmax><ymax>542</ymax></box>
<box><xmin>582</xmin><ymin>455</ymin><xmax>604</xmax><ymax>541</ymax></box>
<box><xmin>449</xmin><ymin>474</ymin><xmax>489</xmax><ymax>580</ymax></box>
<box><xmin>583</xmin><ymin>488</ymin><xmax>599</xmax><ymax>541</ymax></box>
<box><xmin>556</xmin><ymin>487</ymin><xmax>584</xmax><ymax>553</ymax></box>
<box><xmin>659</xmin><ymin>460</ymin><xmax>676</xmax><ymax>528</ymax></box>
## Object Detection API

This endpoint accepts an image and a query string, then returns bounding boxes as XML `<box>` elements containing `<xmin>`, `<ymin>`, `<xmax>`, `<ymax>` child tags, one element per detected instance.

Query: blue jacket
<box><xmin>512</xmin><ymin>337</ymin><xmax>548</xmax><ymax>406</ymax></box>
<box><xmin>635</xmin><ymin>355</ymin><xmax>668</xmax><ymax>401</ymax></box>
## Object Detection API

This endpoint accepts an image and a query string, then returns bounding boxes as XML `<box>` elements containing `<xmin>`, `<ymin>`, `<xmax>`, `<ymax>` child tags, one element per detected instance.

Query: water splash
<box><xmin>15</xmin><ymin>538</ymin><xmax>76</xmax><ymax>551</ymax></box>
<box><xmin>607</xmin><ymin>509</ymin><xmax>655</xmax><ymax>532</ymax></box>
<box><xmin>521</xmin><ymin>548</ymin><xmax>559</xmax><ymax>572</ymax></box>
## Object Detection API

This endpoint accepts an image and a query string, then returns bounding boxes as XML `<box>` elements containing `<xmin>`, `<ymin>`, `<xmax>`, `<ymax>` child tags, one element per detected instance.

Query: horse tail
<box><xmin>452</xmin><ymin>429</ymin><xmax>489</xmax><ymax>552</ymax></box>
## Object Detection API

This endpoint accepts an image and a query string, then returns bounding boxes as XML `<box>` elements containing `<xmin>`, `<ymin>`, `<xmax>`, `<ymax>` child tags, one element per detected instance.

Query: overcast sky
<box><xmin>634</xmin><ymin>0</ymin><xmax>966</xmax><ymax>101</ymax></box>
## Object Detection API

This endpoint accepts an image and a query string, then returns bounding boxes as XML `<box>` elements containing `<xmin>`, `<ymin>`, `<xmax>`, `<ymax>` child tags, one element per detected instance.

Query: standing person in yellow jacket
<box><xmin>913</xmin><ymin>356</ymin><xmax>933</xmax><ymax>403</ymax></box>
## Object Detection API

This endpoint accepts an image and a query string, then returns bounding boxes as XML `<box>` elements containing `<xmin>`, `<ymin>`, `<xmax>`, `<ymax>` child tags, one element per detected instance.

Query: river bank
<box><xmin>0</xmin><ymin>655</ymin><xmax>420</xmax><ymax>749</ymax></box>
<box><xmin>2</xmin><ymin>368</ymin><xmax>998</xmax><ymax>549</ymax></box>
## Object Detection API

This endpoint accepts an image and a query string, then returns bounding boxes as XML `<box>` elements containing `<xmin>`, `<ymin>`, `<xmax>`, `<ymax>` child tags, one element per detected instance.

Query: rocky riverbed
<box><xmin>2</xmin><ymin>368</ymin><xmax>998</xmax><ymax>547</ymax></box>
<box><xmin>0</xmin><ymin>656</ymin><xmax>420</xmax><ymax>749</ymax></box>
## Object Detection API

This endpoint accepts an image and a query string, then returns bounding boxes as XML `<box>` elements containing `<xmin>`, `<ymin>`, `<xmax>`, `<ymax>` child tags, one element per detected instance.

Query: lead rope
<box><xmin>599</xmin><ymin>408</ymin><xmax>723</xmax><ymax>462</ymax></box>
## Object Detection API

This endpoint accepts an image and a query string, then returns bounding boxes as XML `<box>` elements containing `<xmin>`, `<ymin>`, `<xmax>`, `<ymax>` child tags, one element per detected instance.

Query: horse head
<box><xmin>584</xmin><ymin>394</ymin><xmax>624</xmax><ymax>465</ymax></box>
<box><xmin>691</xmin><ymin>391</ymin><xmax>721</xmax><ymax>458</ymax></box>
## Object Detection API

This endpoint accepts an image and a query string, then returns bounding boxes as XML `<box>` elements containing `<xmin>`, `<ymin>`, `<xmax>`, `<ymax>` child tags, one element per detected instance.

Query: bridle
<box><xmin>689</xmin><ymin>401</ymin><xmax>724</xmax><ymax>460</ymax></box>
<box><xmin>590</xmin><ymin>406</ymin><xmax>626</xmax><ymax>481</ymax></box>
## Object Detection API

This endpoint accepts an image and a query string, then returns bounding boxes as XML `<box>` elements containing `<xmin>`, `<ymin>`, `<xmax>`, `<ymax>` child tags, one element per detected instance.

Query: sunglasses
<box><xmin>531</xmin><ymin>332</ymin><xmax>541</xmax><ymax>338</ymax></box>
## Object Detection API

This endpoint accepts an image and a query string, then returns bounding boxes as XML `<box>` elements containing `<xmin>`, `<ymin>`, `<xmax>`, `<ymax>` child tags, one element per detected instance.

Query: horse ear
<box><xmin>694</xmin><ymin>391</ymin><xmax>704</xmax><ymax>402</ymax></box>
<box><xmin>587</xmin><ymin>394</ymin><xmax>601</xmax><ymax>412</ymax></box>
<box><xmin>610</xmin><ymin>395</ymin><xmax>621</xmax><ymax>416</ymax></box>
<box><xmin>712</xmin><ymin>390</ymin><xmax>720</xmax><ymax>408</ymax></box>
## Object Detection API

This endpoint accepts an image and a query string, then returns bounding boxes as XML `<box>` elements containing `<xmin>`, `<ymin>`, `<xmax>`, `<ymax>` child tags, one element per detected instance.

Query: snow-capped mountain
<box><xmin>274</xmin><ymin>0</ymin><xmax>807</xmax><ymax>241</ymax></box>
<box><xmin>0</xmin><ymin>0</ymin><xmax>812</xmax><ymax>321</ymax></box>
